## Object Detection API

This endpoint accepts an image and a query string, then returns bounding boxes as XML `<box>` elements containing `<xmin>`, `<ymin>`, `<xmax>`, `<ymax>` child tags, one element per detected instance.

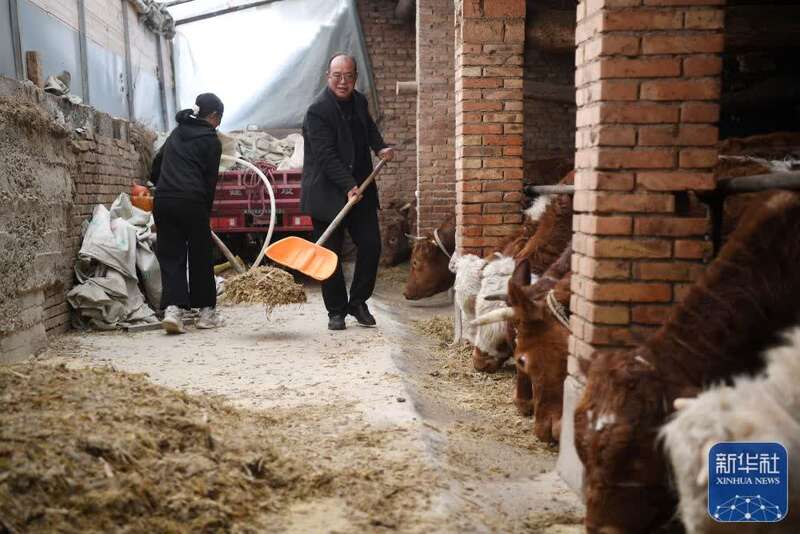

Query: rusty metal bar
<box><xmin>523</xmin><ymin>172</ymin><xmax>800</xmax><ymax>197</ymax></box>
<box><xmin>716</xmin><ymin>171</ymin><xmax>800</xmax><ymax>193</ymax></box>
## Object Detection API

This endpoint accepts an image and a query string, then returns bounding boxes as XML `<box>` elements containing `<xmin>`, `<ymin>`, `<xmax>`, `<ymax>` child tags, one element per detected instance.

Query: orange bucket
<box><xmin>131</xmin><ymin>184</ymin><xmax>153</xmax><ymax>212</ymax></box>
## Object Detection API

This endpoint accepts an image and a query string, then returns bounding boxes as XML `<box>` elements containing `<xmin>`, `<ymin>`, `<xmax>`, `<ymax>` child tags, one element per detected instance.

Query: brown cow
<box><xmin>379</xmin><ymin>201</ymin><xmax>413</xmax><ymax>267</ymax></box>
<box><xmin>575</xmin><ymin>191</ymin><xmax>800</xmax><ymax>533</ymax></box>
<box><xmin>404</xmin><ymin>206</ymin><xmax>540</xmax><ymax>302</ymax></box>
<box><xmin>403</xmin><ymin>216</ymin><xmax>456</xmax><ymax>300</ymax></box>
<box><xmin>515</xmin><ymin>171</ymin><xmax>574</xmax><ymax>273</ymax></box>
<box><xmin>508</xmin><ymin>246</ymin><xmax>572</xmax><ymax>444</ymax></box>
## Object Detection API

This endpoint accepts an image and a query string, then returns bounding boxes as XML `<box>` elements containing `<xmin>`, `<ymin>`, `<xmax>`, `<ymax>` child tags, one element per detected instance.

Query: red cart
<box><xmin>210</xmin><ymin>161</ymin><xmax>312</xmax><ymax>234</ymax></box>
<box><xmin>210</xmin><ymin>161</ymin><xmax>311</xmax><ymax>260</ymax></box>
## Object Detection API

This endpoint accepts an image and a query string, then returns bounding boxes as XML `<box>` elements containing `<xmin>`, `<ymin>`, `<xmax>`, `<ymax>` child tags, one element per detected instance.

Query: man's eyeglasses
<box><xmin>329</xmin><ymin>73</ymin><xmax>356</xmax><ymax>83</ymax></box>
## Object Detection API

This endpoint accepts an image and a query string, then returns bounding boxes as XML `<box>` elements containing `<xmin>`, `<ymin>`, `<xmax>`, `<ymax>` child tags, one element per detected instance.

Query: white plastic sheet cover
<box><xmin>67</xmin><ymin>194</ymin><xmax>161</xmax><ymax>329</ymax></box>
<box><xmin>171</xmin><ymin>0</ymin><xmax>375</xmax><ymax>130</ymax></box>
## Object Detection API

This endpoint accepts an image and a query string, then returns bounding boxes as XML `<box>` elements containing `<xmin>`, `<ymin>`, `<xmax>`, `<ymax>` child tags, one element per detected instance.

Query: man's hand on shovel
<box><xmin>347</xmin><ymin>186</ymin><xmax>362</xmax><ymax>203</ymax></box>
<box><xmin>378</xmin><ymin>147</ymin><xmax>395</xmax><ymax>161</ymax></box>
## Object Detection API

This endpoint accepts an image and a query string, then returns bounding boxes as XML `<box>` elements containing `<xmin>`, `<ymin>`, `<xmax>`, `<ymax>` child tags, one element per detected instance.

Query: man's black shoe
<box><xmin>328</xmin><ymin>314</ymin><xmax>346</xmax><ymax>330</ymax></box>
<box><xmin>348</xmin><ymin>303</ymin><xmax>376</xmax><ymax>327</ymax></box>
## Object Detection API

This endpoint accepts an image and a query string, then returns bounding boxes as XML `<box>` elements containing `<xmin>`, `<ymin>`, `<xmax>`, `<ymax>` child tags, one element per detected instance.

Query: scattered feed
<box><xmin>412</xmin><ymin>315</ymin><xmax>548</xmax><ymax>453</ymax></box>
<box><xmin>220</xmin><ymin>266</ymin><xmax>306</xmax><ymax>315</ymax></box>
<box><xmin>0</xmin><ymin>364</ymin><xmax>324</xmax><ymax>533</ymax></box>
<box><xmin>378</xmin><ymin>262</ymin><xmax>409</xmax><ymax>286</ymax></box>
<box><xmin>0</xmin><ymin>363</ymin><xmax>444</xmax><ymax>533</ymax></box>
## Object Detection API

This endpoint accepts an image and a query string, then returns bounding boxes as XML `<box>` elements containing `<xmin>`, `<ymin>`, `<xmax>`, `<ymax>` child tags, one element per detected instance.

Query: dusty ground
<box><xmin>25</xmin><ymin>262</ymin><xmax>583</xmax><ymax>532</ymax></box>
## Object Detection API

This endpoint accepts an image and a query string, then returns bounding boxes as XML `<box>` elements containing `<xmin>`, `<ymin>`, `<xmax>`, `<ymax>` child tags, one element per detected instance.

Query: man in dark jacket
<box><xmin>151</xmin><ymin>93</ymin><xmax>224</xmax><ymax>334</ymax></box>
<box><xmin>301</xmin><ymin>53</ymin><xmax>394</xmax><ymax>330</ymax></box>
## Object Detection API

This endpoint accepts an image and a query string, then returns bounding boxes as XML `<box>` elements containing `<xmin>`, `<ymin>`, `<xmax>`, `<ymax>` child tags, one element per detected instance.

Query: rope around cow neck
<box><xmin>546</xmin><ymin>289</ymin><xmax>571</xmax><ymax>331</ymax></box>
<box><xmin>433</xmin><ymin>228</ymin><xmax>452</xmax><ymax>259</ymax></box>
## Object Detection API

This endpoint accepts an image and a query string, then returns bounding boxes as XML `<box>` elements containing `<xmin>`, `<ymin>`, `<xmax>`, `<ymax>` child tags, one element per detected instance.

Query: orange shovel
<box><xmin>266</xmin><ymin>159</ymin><xmax>387</xmax><ymax>281</ymax></box>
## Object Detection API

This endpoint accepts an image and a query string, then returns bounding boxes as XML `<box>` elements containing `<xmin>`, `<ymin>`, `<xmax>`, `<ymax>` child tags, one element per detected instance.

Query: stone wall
<box><xmin>0</xmin><ymin>77</ymin><xmax>143</xmax><ymax>362</ymax></box>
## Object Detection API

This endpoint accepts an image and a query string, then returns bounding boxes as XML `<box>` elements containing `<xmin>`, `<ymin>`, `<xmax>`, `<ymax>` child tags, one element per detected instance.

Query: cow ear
<box><xmin>508</xmin><ymin>281</ymin><xmax>544</xmax><ymax>321</ymax></box>
<box><xmin>577</xmin><ymin>355</ymin><xmax>592</xmax><ymax>377</ymax></box>
<box><xmin>511</xmin><ymin>258</ymin><xmax>530</xmax><ymax>287</ymax></box>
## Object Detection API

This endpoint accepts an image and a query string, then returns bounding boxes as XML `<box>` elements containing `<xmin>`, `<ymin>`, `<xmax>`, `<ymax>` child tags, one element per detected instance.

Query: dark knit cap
<box><xmin>195</xmin><ymin>93</ymin><xmax>224</xmax><ymax>117</ymax></box>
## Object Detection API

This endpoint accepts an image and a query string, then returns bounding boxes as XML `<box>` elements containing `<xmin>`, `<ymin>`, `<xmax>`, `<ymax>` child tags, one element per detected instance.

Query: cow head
<box><xmin>507</xmin><ymin>261</ymin><xmax>569</xmax><ymax>444</ymax></box>
<box><xmin>574</xmin><ymin>349</ymin><xmax>678</xmax><ymax>533</ymax></box>
<box><xmin>403</xmin><ymin>238</ymin><xmax>454</xmax><ymax>300</ymax></box>
<box><xmin>379</xmin><ymin>202</ymin><xmax>412</xmax><ymax>267</ymax></box>
<box><xmin>472</xmin><ymin>344</ymin><xmax>512</xmax><ymax>373</ymax></box>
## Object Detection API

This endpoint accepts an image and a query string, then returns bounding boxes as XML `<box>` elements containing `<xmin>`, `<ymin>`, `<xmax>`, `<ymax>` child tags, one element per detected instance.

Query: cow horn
<box><xmin>673</xmin><ymin>397</ymin><xmax>695</xmax><ymax>411</ymax></box>
<box><xmin>399</xmin><ymin>202</ymin><xmax>412</xmax><ymax>212</ymax></box>
<box><xmin>470</xmin><ymin>306</ymin><xmax>515</xmax><ymax>326</ymax></box>
<box><xmin>483</xmin><ymin>291</ymin><xmax>508</xmax><ymax>303</ymax></box>
<box><xmin>405</xmin><ymin>233</ymin><xmax>426</xmax><ymax>241</ymax></box>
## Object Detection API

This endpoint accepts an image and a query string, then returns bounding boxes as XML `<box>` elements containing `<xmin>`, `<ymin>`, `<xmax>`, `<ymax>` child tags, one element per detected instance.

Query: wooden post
<box><xmin>25</xmin><ymin>51</ymin><xmax>43</xmax><ymax>88</ymax></box>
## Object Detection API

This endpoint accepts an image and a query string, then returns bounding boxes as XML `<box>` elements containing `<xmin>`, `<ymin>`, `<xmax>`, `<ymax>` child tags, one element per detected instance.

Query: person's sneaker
<box><xmin>196</xmin><ymin>307</ymin><xmax>223</xmax><ymax>329</ymax></box>
<box><xmin>348</xmin><ymin>303</ymin><xmax>376</xmax><ymax>327</ymax></box>
<box><xmin>328</xmin><ymin>314</ymin><xmax>346</xmax><ymax>331</ymax></box>
<box><xmin>162</xmin><ymin>305</ymin><xmax>186</xmax><ymax>334</ymax></box>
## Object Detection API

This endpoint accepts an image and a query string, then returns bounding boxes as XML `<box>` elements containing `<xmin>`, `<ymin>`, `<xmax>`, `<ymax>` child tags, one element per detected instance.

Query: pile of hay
<box><xmin>0</xmin><ymin>364</ymin><xmax>325</xmax><ymax>533</ymax></box>
<box><xmin>220</xmin><ymin>266</ymin><xmax>306</xmax><ymax>314</ymax></box>
<box><xmin>413</xmin><ymin>316</ymin><xmax>473</xmax><ymax>370</ymax></box>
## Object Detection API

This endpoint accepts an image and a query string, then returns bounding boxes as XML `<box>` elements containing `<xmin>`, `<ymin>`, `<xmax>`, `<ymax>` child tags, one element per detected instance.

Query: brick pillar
<box><xmin>454</xmin><ymin>0</ymin><xmax>525</xmax><ymax>256</ymax></box>
<box><xmin>558</xmin><ymin>0</ymin><xmax>724</xmax><ymax>493</ymax></box>
<box><xmin>417</xmin><ymin>0</ymin><xmax>455</xmax><ymax>235</ymax></box>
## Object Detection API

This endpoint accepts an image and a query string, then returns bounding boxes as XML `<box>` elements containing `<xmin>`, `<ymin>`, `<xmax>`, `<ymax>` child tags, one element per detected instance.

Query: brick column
<box><xmin>558</xmin><ymin>0</ymin><xmax>724</xmax><ymax>493</ymax></box>
<box><xmin>417</xmin><ymin>0</ymin><xmax>455</xmax><ymax>235</ymax></box>
<box><xmin>454</xmin><ymin>0</ymin><xmax>525</xmax><ymax>256</ymax></box>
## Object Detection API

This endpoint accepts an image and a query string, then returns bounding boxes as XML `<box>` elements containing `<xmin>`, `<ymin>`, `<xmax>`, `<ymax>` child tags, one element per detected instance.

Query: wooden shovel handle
<box><xmin>315</xmin><ymin>158</ymin><xmax>388</xmax><ymax>247</ymax></box>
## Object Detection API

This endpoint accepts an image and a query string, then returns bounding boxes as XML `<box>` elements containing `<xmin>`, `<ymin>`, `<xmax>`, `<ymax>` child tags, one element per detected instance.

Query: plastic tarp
<box><xmin>170</xmin><ymin>0</ymin><xmax>376</xmax><ymax>130</ymax></box>
<box><xmin>217</xmin><ymin>131</ymin><xmax>303</xmax><ymax>170</ymax></box>
<box><xmin>67</xmin><ymin>194</ymin><xmax>161</xmax><ymax>329</ymax></box>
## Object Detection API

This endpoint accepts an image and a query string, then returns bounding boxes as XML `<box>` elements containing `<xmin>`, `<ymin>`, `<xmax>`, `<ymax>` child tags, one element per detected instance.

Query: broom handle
<box><xmin>315</xmin><ymin>158</ymin><xmax>388</xmax><ymax>247</ymax></box>
<box><xmin>211</xmin><ymin>230</ymin><xmax>246</xmax><ymax>274</ymax></box>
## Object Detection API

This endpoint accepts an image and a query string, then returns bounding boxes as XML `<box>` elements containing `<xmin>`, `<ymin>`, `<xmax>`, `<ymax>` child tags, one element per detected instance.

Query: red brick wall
<box><xmin>417</xmin><ymin>0</ymin><xmax>455</xmax><ymax>235</ymax></box>
<box><xmin>454</xmin><ymin>0</ymin><xmax>526</xmax><ymax>257</ymax></box>
<box><xmin>569</xmin><ymin>0</ymin><xmax>723</xmax><ymax>373</ymax></box>
<box><xmin>356</xmin><ymin>0</ymin><xmax>417</xmax><ymax>215</ymax></box>
<box><xmin>50</xmin><ymin>115</ymin><xmax>141</xmax><ymax>334</ymax></box>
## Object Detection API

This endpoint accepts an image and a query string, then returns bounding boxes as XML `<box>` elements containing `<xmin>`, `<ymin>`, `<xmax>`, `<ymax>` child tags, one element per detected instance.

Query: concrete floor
<box><xmin>38</xmin><ymin>265</ymin><xmax>584</xmax><ymax>532</ymax></box>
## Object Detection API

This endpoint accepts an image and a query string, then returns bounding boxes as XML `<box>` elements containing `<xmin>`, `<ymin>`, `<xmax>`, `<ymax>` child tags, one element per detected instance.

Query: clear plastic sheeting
<box><xmin>67</xmin><ymin>194</ymin><xmax>161</xmax><ymax>330</ymax></box>
<box><xmin>20</xmin><ymin>0</ymin><xmax>84</xmax><ymax>99</ymax></box>
<box><xmin>0</xmin><ymin>0</ymin><xmax>15</xmax><ymax>79</ymax></box>
<box><xmin>171</xmin><ymin>0</ymin><xmax>375</xmax><ymax>130</ymax></box>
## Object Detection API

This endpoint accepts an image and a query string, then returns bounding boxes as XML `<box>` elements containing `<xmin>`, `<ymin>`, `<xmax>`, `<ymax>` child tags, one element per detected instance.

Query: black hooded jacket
<box><xmin>151</xmin><ymin>110</ymin><xmax>222</xmax><ymax>211</ymax></box>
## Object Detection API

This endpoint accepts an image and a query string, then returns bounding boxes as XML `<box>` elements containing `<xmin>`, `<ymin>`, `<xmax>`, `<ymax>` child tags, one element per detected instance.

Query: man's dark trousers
<box><xmin>311</xmin><ymin>201</ymin><xmax>381</xmax><ymax>317</ymax></box>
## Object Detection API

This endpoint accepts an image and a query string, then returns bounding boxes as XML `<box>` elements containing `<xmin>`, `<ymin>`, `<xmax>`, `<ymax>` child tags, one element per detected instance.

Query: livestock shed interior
<box><xmin>720</xmin><ymin>1</ymin><xmax>800</xmax><ymax>139</ymax></box>
<box><xmin>1</xmin><ymin>0</ymin><xmax>799</xmax><ymax>532</ymax></box>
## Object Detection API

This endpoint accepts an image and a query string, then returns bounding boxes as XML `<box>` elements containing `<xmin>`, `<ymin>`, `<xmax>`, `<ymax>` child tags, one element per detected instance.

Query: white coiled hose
<box><xmin>220</xmin><ymin>155</ymin><xmax>276</xmax><ymax>272</ymax></box>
